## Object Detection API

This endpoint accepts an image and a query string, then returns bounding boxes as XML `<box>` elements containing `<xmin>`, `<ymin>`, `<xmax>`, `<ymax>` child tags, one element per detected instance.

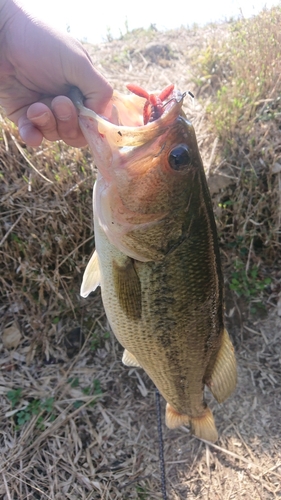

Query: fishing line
<box><xmin>155</xmin><ymin>388</ymin><xmax>167</xmax><ymax>500</ymax></box>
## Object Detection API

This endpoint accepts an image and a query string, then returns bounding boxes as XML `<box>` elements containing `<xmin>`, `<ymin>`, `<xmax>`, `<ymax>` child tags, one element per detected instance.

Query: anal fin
<box><xmin>165</xmin><ymin>403</ymin><xmax>190</xmax><ymax>429</ymax></box>
<box><xmin>206</xmin><ymin>328</ymin><xmax>237</xmax><ymax>403</ymax></box>
<box><xmin>80</xmin><ymin>250</ymin><xmax>101</xmax><ymax>298</ymax></box>
<box><xmin>122</xmin><ymin>349</ymin><xmax>142</xmax><ymax>368</ymax></box>
<box><xmin>165</xmin><ymin>403</ymin><xmax>218</xmax><ymax>442</ymax></box>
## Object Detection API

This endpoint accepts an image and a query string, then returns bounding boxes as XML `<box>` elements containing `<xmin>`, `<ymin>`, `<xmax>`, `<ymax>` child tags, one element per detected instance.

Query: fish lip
<box><xmin>70</xmin><ymin>86</ymin><xmax>185</xmax><ymax>133</ymax></box>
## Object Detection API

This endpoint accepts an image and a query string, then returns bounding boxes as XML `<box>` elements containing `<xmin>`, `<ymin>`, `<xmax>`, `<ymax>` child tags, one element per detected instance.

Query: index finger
<box><xmin>68</xmin><ymin>47</ymin><xmax>113</xmax><ymax>115</ymax></box>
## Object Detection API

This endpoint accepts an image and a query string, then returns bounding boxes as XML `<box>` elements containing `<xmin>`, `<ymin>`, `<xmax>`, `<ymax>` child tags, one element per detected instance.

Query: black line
<box><xmin>155</xmin><ymin>389</ymin><xmax>167</xmax><ymax>500</ymax></box>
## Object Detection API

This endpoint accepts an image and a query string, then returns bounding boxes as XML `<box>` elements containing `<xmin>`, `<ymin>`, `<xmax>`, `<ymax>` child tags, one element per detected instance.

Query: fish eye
<box><xmin>168</xmin><ymin>145</ymin><xmax>191</xmax><ymax>171</ymax></box>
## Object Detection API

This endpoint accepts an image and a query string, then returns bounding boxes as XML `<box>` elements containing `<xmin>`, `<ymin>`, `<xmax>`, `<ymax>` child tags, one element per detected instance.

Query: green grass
<box><xmin>230</xmin><ymin>259</ymin><xmax>271</xmax><ymax>302</ymax></box>
<box><xmin>90</xmin><ymin>330</ymin><xmax>111</xmax><ymax>351</ymax></box>
<box><xmin>6</xmin><ymin>391</ymin><xmax>56</xmax><ymax>430</ymax></box>
<box><xmin>136</xmin><ymin>485</ymin><xmax>148</xmax><ymax>499</ymax></box>
<box><xmin>67</xmin><ymin>377</ymin><xmax>103</xmax><ymax>409</ymax></box>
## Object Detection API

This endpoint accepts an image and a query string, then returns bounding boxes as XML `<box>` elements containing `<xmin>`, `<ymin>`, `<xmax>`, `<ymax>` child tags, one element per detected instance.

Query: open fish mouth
<box><xmin>69</xmin><ymin>85</ymin><xmax>186</xmax><ymax>136</ymax></box>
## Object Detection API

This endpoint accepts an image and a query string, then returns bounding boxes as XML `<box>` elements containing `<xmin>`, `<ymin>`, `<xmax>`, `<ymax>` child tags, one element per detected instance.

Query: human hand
<box><xmin>0</xmin><ymin>0</ymin><xmax>113</xmax><ymax>147</ymax></box>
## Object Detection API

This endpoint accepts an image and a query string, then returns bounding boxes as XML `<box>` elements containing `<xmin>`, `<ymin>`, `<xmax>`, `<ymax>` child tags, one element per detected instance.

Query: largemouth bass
<box><xmin>71</xmin><ymin>85</ymin><xmax>237</xmax><ymax>442</ymax></box>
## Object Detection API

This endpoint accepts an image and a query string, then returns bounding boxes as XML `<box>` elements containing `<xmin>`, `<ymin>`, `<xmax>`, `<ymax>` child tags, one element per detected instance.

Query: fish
<box><xmin>70</xmin><ymin>84</ymin><xmax>237</xmax><ymax>443</ymax></box>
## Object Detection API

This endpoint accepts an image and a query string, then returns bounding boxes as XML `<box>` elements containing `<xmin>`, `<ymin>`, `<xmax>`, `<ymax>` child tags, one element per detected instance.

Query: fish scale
<box><xmin>70</xmin><ymin>85</ymin><xmax>237</xmax><ymax>442</ymax></box>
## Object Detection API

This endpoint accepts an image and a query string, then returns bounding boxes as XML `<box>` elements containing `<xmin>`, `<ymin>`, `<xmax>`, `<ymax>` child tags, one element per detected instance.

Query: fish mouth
<box><xmin>69</xmin><ymin>86</ymin><xmax>186</xmax><ymax>143</ymax></box>
<box><xmin>109</xmin><ymin>87</ymin><xmax>186</xmax><ymax>128</ymax></box>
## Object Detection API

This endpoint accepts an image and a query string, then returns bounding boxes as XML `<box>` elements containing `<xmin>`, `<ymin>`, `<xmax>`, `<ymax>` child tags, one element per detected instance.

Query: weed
<box><xmin>7</xmin><ymin>388</ymin><xmax>22</xmax><ymax>409</ymax></box>
<box><xmin>68</xmin><ymin>376</ymin><xmax>80</xmax><ymax>388</ymax></box>
<box><xmin>83</xmin><ymin>378</ymin><xmax>103</xmax><ymax>402</ymax></box>
<box><xmin>230</xmin><ymin>259</ymin><xmax>271</xmax><ymax>299</ymax></box>
<box><xmin>90</xmin><ymin>333</ymin><xmax>100</xmax><ymax>351</ymax></box>
<box><xmin>90</xmin><ymin>330</ymin><xmax>111</xmax><ymax>351</ymax></box>
<box><xmin>136</xmin><ymin>485</ymin><xmax>148</xmax><ymax>499</ymax></box>
<box><xmin>92</xmin><ymin>379</ymin><xmax>102</xmax><ymax>395</ymax></box>
<box><xmin>73</xmin><ymin>400</ymin><xmax>84</xmax><ymax>409</ymax></box>
<box><xmin>6</xmin><ymin>391</ymin><xmax>56</xmax><ymax>430</ymax></box>
<box><xmin>67</xmin><ymin>377</ymin><xmax>103</xmax><ymax>409</ymax></box>
<box><xmin>41</xmin><ymin>398</ymin><xmax>55</xmax><ymax>413</ymax></box>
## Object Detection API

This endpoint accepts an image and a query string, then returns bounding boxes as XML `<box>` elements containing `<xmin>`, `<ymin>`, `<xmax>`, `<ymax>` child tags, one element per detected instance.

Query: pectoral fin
<box><xmin>80</xmin><ymin>250</ymin><xmax>101</xmax><ymax>298</ymax></box>
<box><xmin>206</xmin><ymin>328</ymin><xmax>237</xmax><ymax>403</ymax></box>
<box><xmin>113</xmin><ymin>258</ymin><xmax>141</xmax><ymax>320</ymax></box>
<box><xmin>122</xmin><ymin>349</ymin><xmax>142</xmax><ymax>367</ymax></box>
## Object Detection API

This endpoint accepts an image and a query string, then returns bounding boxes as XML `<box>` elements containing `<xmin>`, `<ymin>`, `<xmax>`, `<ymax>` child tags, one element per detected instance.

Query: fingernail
<box><xmin>31</xmin><ymin>112</ymin><xmax>50</xmax><ymax>126</ymax></box>
<box><xmin>19</xmin><ymin>124</ymin><xmax>42</xmax><ymax>147</ymax></box>
<box><xmin>54</xmin><ymin>103</ymin><xmax>72</xmax><ymax>121</ymax></box>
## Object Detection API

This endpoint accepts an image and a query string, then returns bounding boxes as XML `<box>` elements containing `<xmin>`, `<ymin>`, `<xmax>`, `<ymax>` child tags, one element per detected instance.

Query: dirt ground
<box><xmin>0</xmin><ymin>23</ymin><xmax>281</xmax><ymax>500</ymax></box>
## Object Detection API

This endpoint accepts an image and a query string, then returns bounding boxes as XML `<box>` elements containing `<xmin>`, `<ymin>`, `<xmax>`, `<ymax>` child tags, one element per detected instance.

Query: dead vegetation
<box><xmin>0</xmin><ymin>7</ymin><xmax>281</xmax><ymax>500</ymax></box>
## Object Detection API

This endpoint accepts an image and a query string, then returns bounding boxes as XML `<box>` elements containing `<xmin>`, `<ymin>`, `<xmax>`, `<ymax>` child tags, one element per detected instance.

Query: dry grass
<box><xmin>191</xmin><ymin>7</ymin><xmax>281</xmax><ymax>267</ymax></box>
<box><xmin>1</xmin><ymin>9</ymin><xmax>281</xmax><ymax>499</ymax></box>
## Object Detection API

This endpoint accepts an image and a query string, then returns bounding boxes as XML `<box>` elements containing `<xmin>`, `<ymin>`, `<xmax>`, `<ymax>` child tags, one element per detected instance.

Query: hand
<box><xmin>0</xmin><ymin>0</ymin><xmax>113</xmax><ymax>147</ymax></box>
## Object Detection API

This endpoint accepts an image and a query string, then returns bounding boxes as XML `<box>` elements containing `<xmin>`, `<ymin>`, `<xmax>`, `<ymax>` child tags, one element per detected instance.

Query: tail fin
<box><xmin>165</xmin><ymin>403</ymin><xmax>218</xmax><ymax>442</ymax></box>
<box><xmin>190</xmin><ymin>407</ymin><xmax>218</xmax><ymax>442</ymax></box>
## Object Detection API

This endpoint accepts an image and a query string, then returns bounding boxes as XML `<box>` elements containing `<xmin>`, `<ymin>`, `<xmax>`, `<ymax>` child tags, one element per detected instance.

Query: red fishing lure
<box><xmin>127</xmin><ymin>83</ymin><xmax>174</xmax><ymax>124</ymax></box>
